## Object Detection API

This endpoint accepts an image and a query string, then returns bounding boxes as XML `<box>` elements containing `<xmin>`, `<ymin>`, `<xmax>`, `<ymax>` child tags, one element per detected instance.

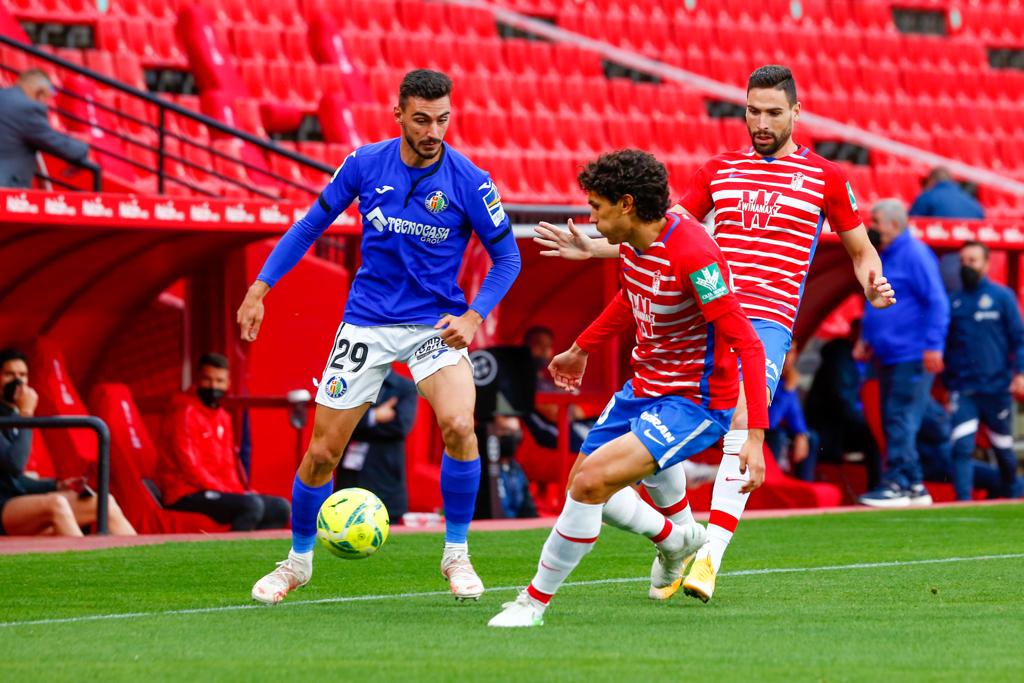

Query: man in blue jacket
<box><xmin>909</xmin><ymin>167</ymin><xmax>984</xmax><ymax>220</ymax></box>
<box><xmin>859</xmin><ymin>199</ymin><xmax>950</xmax><ymax>506</ymax></box>
<box><xmin>944</xmin><ymin>241</ymin><xmax>1024</xmax><ymax>500</ymax></box>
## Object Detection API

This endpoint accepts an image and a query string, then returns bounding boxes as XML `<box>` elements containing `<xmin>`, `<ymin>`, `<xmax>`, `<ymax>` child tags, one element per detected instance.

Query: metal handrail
<box><xmin>37</xmin><ymin>157</ymin><xmax>102</xmax><ymax>192</ymax></box>
<box><xmin>0</xmin><ymin>34</ymin><xmax>333</xmax><ymax>196</ymax></box>
<box><xmin>0</xmin><ymin>415</ymin><xmax>111</xmax><ymax>535</ymax></box>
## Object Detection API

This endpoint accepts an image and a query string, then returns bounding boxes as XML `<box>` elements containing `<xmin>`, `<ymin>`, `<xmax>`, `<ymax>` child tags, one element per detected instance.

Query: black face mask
<box><xmin>2</xmin><ymin>379</ymin><xmax>21</xmax><ymax>404</ymax></box>
<box><xmin>498</xmin><ymin>433</ymin><xmax>523</xmax><ymax>459</ymax></box>
<box><xmin>197</xmin><ymin>387</ymin><xmax>226</xmax><ymax>408</ymax></box>
<box><xmin>867</xmin><ymin>229</ymin><xmax>882</xmax><ymax>249</ymax></box>
<box><xmin>960</xmin><ymin>265</ymin><xmax>982</xmax><ymax>291</ymax></box>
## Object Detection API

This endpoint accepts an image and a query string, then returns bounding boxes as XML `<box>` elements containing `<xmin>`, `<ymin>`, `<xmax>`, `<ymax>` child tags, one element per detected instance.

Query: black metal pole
<box><xmin>0</xmin><ymin>416</ymin><xmax>111</xmax><ymax>534</ymax></box>
<box><xmin>157</xmin><ymin>107</ymin><xmax>166</xmax><ymax>195</ymax></box>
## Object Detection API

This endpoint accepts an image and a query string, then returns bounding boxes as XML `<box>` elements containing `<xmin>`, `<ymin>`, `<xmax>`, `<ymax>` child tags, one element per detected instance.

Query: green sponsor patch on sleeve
<box><xmin>689</xmin><ymin>262</ymin><xmax>730</xmax><ymax>304</ymax></box>
<box><xmin>846</xmin><ymin>181</ymin><xmax>858</xmax><ymax>211</ymax></box>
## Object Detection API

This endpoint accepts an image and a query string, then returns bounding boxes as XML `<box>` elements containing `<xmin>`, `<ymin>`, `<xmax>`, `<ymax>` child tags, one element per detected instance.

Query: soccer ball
<box><xmin>316</xmin><ymin>488</ymin><xmax>390</xmax><ymax>559</ymax></box>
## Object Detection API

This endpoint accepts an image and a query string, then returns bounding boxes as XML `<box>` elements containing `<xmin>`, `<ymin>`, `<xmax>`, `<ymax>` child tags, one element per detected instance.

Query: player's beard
<box><xmin>749</xmin><ymin>123</ymin><xmax>792</xmax><ymax>156</ymax></box>
<box><xmin>403</xmin><ymin>129</ymin><xmax>443</xmax><ymax>160</ymax></box>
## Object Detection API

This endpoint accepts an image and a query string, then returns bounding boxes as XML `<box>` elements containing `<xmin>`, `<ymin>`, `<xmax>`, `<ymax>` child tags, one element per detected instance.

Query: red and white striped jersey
<box><xmin>679</xmin><ymin>145</ymin><xmax>862</xmax><ymax>331</ymax></box>
<box><xmin>615</xmin><ymin>212</ymin><xmax>741</xmax><ymax>408</ymax></box>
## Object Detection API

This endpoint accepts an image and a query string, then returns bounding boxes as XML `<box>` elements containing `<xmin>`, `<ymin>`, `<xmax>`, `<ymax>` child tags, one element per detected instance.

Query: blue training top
<box><xmin>944</xmin><ymin>277</ymin><xmax>1024</xmax><ymax>393</ymax></box>
<box><xmin>257</xmin><ymin>138</ymin><xmax>521</xmax><ymax>326</ymax></box>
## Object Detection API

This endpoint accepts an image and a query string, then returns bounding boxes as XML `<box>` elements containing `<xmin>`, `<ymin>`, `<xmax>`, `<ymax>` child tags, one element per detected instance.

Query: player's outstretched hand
<box><xmin>237</xmin><ymin>281</ymin><xmax>270</xmax><ymax>342</ymax></box>
<box><xmin>738</xmin><ymin>429</ymin><xmax>766</xmax><ymax>494</ymax></box>
<box><xmin>534</xmin><ymin>219</ymin><xmax>594</xmax><ymax>260</ymax></box>
<box><xmin>549</xmin><ymin>344</ymin><xmax>588</xmax><ymax>392</ymax></box>
<box><xmin>866</xmin><ymin>270</ymin><xmax>896</xmax><ymax>309</ymax></box>
<box><xmin>436</xmin><ymin>310</ymin><xmax>483</xmax><ymax>350</ymax></box>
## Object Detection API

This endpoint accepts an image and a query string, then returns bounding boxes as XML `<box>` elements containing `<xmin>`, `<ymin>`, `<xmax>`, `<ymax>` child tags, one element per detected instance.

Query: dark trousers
<box><xmin>950</xmin><ymin>391</ymin><xmax>1019</xmax><ymax>500</ymax></box>
<box><xmin>167</xmin><ymin>491</ymin><xmax>291</xmax><ymax>531</ymax></box>
<box><xmin>879</xmin><ymin>361</ymin><xmax>934</xmax><ymax>489</ymax></box>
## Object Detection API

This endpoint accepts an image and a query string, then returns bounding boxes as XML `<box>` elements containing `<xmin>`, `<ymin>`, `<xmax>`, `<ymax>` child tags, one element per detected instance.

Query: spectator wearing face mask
<box><xmin>944</xmin><ymin>241</ymin><xmax>1024</xmax><ymax>500</ymax></box>
<box><xmin>859</xmin><ymin>199</ymin><xmax>950</xmax><ymax>507</ymax></box>
<box><xmin>156</xmin><ymin>353</ymin><xmax>290</xmax><ymax>530</ymax></box>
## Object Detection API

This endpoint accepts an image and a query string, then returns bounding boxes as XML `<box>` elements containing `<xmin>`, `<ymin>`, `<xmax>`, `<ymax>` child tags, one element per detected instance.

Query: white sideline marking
<box><xmin>1</xmin><ymin>553</ymin><xmax>1021</xmax><ymax>630</ymax></box>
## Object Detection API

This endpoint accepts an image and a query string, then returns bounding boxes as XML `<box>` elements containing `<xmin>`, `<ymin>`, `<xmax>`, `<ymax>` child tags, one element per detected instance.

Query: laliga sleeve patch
<box><xmin>846</xmin><ymin>181</ymin><xmax>858</xmax><ymax>211</ymax></box>
<box><xmin>479</xmin><ymin>179</ymin><xmax>506</xmax><ymax>227</ymax></box>
<box><xmin>689</xmin><ymin>262</ymin><xmax>730</xmax><ymax>304</ymax></box>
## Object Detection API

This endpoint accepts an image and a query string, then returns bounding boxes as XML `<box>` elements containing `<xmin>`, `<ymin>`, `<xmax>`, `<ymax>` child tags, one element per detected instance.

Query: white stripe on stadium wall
<box><xmin>0</xmin><ymin>553</ymin><xmax>1020</xmax><ymax>629</ymax></box>
<box><xmin>446</xmin><ymin>0</ymin><xmax>1024</xmax><ymax>196</ymax></box>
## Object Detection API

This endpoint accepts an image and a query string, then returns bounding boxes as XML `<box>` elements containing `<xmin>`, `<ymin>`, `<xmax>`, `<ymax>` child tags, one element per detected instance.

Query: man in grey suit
<box><xmin>0</xmin><ymin>69</ymin><xmax>89</xmax><ymax>188</ymax></box>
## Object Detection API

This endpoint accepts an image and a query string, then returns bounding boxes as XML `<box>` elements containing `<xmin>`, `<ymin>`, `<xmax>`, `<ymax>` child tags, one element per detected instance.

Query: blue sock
<box><xmin>440</xmin><ymin>453</ymin><xmax>480</xmax><ymax>544</ymax></box>
<box><xmin>291</xmin><ymin>474</ymin><xmax>333</xmax><ymax>554</ymax></box>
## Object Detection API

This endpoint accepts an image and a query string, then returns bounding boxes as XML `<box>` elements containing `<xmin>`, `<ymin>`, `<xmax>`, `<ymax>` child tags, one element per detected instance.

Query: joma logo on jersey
<box><xmin>363</xmin><ymin>207</ymin><xmax>451</xmax><ymax>244</ymax></box>
<box><xmin>738</xmin><ymin>189</ymin><xmax>781</xmax><ymax>230</ymax></box>
<box><xmin>627</xmin><ymin>291</ymin><xmax>655</xmax><ymax>339</ymax></box>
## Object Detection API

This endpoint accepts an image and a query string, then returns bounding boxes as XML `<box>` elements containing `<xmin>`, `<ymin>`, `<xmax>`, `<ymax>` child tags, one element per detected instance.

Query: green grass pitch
<box><xmin>1</xmin><ymin>504</ymin><xmax>1022</xmax><ymax>682</ymax></box>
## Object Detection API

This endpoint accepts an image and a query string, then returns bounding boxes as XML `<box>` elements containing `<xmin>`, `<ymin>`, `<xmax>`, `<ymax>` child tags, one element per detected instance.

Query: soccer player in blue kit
<box><xmin>237</xmin><ymin>70</ymin><xmax>521</xmax><ymax>603</ymax></box>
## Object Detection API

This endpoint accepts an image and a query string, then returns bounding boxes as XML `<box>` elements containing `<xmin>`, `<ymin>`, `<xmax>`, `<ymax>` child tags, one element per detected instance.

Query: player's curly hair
<box><xmin>748</xmin><ymin>64</ymin><xmax>797</xmax><ymax>106</ymax></box>
<box><xmin>577</xmin><ymin>150</ymin><xmax>670</xmax><ymax>222</ymax></box>
<box><xmin>399</xmin><ymin>69</ymin><xmax>453</xmax><ymax>108</ymax></box>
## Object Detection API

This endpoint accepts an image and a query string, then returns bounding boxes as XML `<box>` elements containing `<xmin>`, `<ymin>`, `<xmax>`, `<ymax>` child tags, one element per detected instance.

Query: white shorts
<box><xmin>315</xmin><ymin>322</ymin><xmax>470</xmax><ymax>410</ymax></box>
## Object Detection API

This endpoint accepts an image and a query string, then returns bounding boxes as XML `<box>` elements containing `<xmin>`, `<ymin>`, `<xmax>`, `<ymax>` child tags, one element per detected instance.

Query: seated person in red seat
<box><xmin>157</xmin><ymin>353</ymin><xmax>289</xmax><ymax>531</ymax></box>
<box><xmin>0</xmin><ymin>349</ymin><xmax>136</xmax><ymax>536</ymax></box>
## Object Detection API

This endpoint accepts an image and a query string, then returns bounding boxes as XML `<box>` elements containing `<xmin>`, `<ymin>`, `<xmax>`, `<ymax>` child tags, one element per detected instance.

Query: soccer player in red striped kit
<box><xmin>490</xmin><ymin>149</ymin><xmax>769</xmax><ymax>627</ymax></box>
<box><xmin>534</xmin><ymin>65</ymin><xmax>896</xmax><ymax>603</ymax></box>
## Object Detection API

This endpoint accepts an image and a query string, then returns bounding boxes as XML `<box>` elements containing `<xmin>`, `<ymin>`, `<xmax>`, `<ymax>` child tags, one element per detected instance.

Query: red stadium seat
<box><xmin>28</xmin><ymin>339</ymin><xmax>97</xmax><ymax>480</ymax></box>
<box><xmin>89</xmin><ymin>384</ymin><xmax>229</xmax><ymax>534</ymax></box>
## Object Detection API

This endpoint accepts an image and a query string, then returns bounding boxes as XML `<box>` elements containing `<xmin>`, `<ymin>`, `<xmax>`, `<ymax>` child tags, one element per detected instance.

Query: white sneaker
<box><xmin>907</xmin><ymin>483</ymin><xmax>934</xmax><ymax>506</ymax></box>
<box><xmin>441</xmin><ymin>546</ymin><xmax>485</xmax><ymax>600</ymax></box>
<box><xmin>649</xmin><ymin>522</ymin><xmax>706</xmax><ymax>600</ymax></box>
<box><xmin>252</xmin><ymin>550</ymin><xmax>312</xmax><ymax>605</ymax></box>
<box><xmin>488</xmin><ymin>590</ymin><xmax>545</xmax><ymax>628</ymax></box>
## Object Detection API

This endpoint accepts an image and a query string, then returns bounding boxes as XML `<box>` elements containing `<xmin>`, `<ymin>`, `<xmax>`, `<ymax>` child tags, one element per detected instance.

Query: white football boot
<box><xmin>488</xmin><ymin>590</ymin><xmax>546</xmax><ymax>628</ymax></box>
<box><xmin>649</xmin><ymin>521</ymin><xmax>707</xmax><ymax>600</ymax></box>
<box><xmin>441</xmin><ymin>545</ymin><xmax>485</xmax><ymax>601</ymax></box>
<box><xmin>252</xmin><ymin>550</ymin><xmax>312</xmax><ymax>605</ymax></box>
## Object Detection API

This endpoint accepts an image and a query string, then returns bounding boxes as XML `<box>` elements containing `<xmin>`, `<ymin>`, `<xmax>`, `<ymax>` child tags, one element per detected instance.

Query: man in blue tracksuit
<box><xmin>944</xmin><ymin>241</ymin><xmax>1024</xmax><ymax>500</ymax></box>
<box><xmin>859</xmin><ymin>199</ymin><xmax>950</xmax><ymax>506</ymax></box>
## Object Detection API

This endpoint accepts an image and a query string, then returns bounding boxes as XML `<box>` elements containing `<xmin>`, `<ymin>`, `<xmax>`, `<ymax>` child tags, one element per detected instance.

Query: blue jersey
<box><xmin>258</xmin><ymin>138</ymin><xmax>521</xmax><ymax>326</ymax></box>
<box><xmin>944</xmin><ymin>277</ymin><xmax>1024</xmax><ymax>393</ymax></box>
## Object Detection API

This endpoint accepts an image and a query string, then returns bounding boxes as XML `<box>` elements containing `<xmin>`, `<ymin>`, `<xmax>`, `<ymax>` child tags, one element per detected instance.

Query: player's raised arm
<box><xmin>840</xmin><ymin>226</ymin><xmax>896</xmax><ymax>309</ymax></box>
<box><xmin>825</xmin><ymin>166</ymin><xmax>896</xmax><ymax>310</ymax></box>
<box><xmin>236</xmin><ymin>152</ymin><xmax>362</xmax><ymax>341</ymax></box>
<box><xmin>533</xmin><ymin>219</ymin><xmax>617</xmax><ymax>260</ymax></box>
<box><xmin>437</xmin><ymin>177</ymin><xmax>522</xmax><ymax>349</ymax></box>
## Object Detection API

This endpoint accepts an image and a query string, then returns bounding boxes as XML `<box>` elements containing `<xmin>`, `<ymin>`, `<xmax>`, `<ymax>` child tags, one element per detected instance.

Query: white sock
<box><xmin>642</xmin><ymin>464</ymin><xmax>695</xmax><ymax>527</ymax></box>
<box><xmin>602</xmin><ymin>487</ymin><xmax>673</xmax><ymax>543</ymax></box>
<box><xmin>288</xmin><ymin>549</ymin><xmax>313</xmax><ymax>569</ymax></box>
<box><xmin>528</xmin><ymin>495</ymin><xmax>603</xmax><ymax>603</ymax></box>
<box><xmin>695</xmin><ymin>430</ymin><xmax>750</xmax><ymax>573</ymax></box>
<box><xmin>444</xmin><ymin>542</ymin><xmax>469</xmax><ymax>552</ymax></box>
